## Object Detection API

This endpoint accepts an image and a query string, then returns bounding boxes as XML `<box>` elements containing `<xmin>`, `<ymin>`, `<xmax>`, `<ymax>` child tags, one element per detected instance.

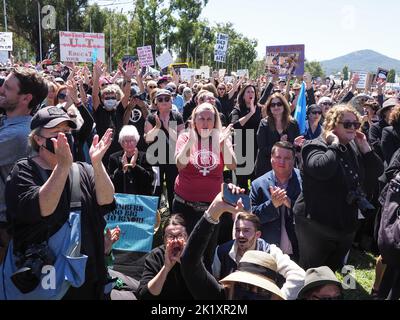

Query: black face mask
<box><xmin>43</xmin><ymin>133</ymin><xmax>74</xmax><ymax>154</ymax></box>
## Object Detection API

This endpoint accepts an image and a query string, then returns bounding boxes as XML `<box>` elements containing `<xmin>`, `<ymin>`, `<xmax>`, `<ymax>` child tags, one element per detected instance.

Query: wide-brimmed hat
<box><xmin>31</xmin><ymin>106</ymin><xmax>77</xmax><ymax>130</ymax></box>
<box><xmin>220</xmin><ymin>250</ymin><xmax>285</xmax><ymax>300</ymax></box>
<box><xmin>297</xmin><ymin>266</ymin><xmax>341</xmax><ymax>299</ymax></box>
<box><xmin>377</xmin><ymin>97</ymin><xmax>398</xmax><ymax>116</ymax></box>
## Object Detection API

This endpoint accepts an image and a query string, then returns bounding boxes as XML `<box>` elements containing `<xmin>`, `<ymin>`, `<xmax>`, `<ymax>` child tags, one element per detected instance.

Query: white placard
<box><xmin>224</xmin><ymin>76</ymin><xmax>234</xmax><ymax>83</ymax></box>
<box><xmin>59</xmin><ymin>31</ymin><xmax>105</xmax><ymax>63</ymax></box>
<box><xmin>0</xmin><ymin>32</ymin><xmax>13</xmax><ymax>51</ymax></box>
<box><xmin>219</xmin><ymin>69</ymin><xmax>226</xmax><ymax>78</ymax></box>
<box><xmin>352</xmin><ymin>71</ymin><xmax>368</xmax><ymax>89</ymax></box>
<box><xmin>214</xmin><ymin>33</ymin><xmax>229</xmax><ymax>63</ymax></box>
<box><xmin>137</xmin><ymin>45</ymin><xmax>154</xmax><ymax>67</ymax></box>
<box><xmin>180</xmin><ymin>68</ymin><xmax>196</xmax><ymax>82</ymax></box>
<box><xmin>199</xmin><ymin>66</ymin><xmax>210</xmax><ymax>78</ymax></box>
<box><xmin>237</xmin><ymin>69</ymin><xmax>249</xmax><ymax>78</ymax></box>
<box><xmin>0</xmin><ymin>51</ymin><xmax>8</xmax><ymax>64</ymax></box>
<box><xmin>156</xmin><ymin>51</ymin><xmax>173</xmax><ymax>70</ymax></box>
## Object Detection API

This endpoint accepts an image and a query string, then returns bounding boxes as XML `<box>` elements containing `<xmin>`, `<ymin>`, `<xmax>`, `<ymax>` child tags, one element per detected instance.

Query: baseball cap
<box><xmin>31</xmin><ymin>106</ymin><xmax>77</xmax><ymax>130</ymax></box>
<box><xmin>155</xmin><ymin>89</ymin><xmax>172</xmax><ymax>98</ymax></box>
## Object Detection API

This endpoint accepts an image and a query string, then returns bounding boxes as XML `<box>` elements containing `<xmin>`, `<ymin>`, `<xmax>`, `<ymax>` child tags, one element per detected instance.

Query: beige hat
<box><xmin>220</xmin><ymin>250</ymin><xmax>285</xmax><ymax>300</ymax></box>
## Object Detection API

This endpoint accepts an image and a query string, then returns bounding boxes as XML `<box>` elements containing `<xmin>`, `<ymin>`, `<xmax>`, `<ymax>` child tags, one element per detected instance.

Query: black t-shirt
<box><xmin>219</xmin><ymin>94</ymin><xmax>236</xmax><ymax>120</ymax></box>
<box><xmin>124</xmin><ymin>105</ymin><xmax>148</xmax><ymax>152</ymax></box>
<box><xmin>5</xmin><ymin>158</ymin><xmax>116</xmax><ymax>287</ymax></box>
<box><xmin>146</xmin><ymin>110</ymin><xmax>184</xmax><ymax>165</ymax></box>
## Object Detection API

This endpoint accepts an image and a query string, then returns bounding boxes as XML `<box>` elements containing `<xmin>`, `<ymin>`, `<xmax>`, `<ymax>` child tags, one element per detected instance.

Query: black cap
<box><xmin>31</xmin><ymin>106</ymin><xmax>77</xmax><ymax>130</ymax></box>
<box><xmin>130</xmin><ymin>85</ymin><xmax>141</xmax><ymax>97</ymax></box>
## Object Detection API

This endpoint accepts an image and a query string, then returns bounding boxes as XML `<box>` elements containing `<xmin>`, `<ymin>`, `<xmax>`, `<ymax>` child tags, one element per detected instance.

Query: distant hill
<box><xmin>320</xmin><ymin>50</ymin><xmax>400</xmax><ymax>75</ymax></box>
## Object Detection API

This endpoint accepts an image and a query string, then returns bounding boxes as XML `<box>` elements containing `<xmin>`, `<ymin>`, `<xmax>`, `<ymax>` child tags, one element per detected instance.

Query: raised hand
<box><xmin>89</xmin><ymin>128</ymin><xmax>113</xmax><ymax>166</ymax></box>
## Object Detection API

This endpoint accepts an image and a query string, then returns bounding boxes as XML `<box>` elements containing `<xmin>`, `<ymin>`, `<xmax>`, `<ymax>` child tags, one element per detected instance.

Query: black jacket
<box><xmin>293</xmin><ymin>136</ymin><xmax>383</xmax><ymax>233</ymax></box>
<box><xmin>254</xmin><ymin>119</ymin><xmax>300</xmax><ymax>178</ymax></box>
<box><xmin>369</xmin><ymin>119</ymin><xmax>389</xmax><ymax>161</ymax></box>
<box><xmin>108</xmin><ymin>150</ymin><xmax>154</xmax><ymax>195</ymax></box>
<box><xmin>381</xmin><ymin>125</ymin><xmax>400</xmax><ymax>165</ymax></box>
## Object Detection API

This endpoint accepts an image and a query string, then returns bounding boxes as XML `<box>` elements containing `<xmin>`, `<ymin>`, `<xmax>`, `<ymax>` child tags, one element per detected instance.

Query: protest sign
<box><xmin>137</xmin><ymin>45</ymin><xmax>154</xmax><ymax>67</ymax></box>
<box><xmin>214</xmin><ymin>33</ymin><xmax>229</xmax><ymax>63</ymax></box>
<box><xmin>237</xmin><ymin>69</ymin><xmax>249</xmax><ymax>78</ymax></box>
<box><xmin>351</xmin><ymin>71</ymin><xmax>369</xmax><ymax>89</ymax></box>
<box><xmin>376</xmin><ymin>67</ymin><xmax>389</xmax><ymax>84</ymax></box>
<box><xmin>0</xmin><ymin>51</ymin><xmax>8</xmax><ymax>64</ymax></box>
<box><xmin>219</xmin><ymin>69</ymin><xmax>226</xmax><ymax>78</ymax></box>
<box><xmin>156</xmin><ymin>51</ymin><xmax>174</xmax><ymax>70</ymax></box>
<box><xmin>59</xmin><ymin>31</ymin><xmax>105</xmax><ymax>63</ymax></box>
<box><xmin>265</xmin><ymin>44</ymin><xmax>305</xmax><ymax>77</ymax></box>
<box><xmin>199</xmin><ymin>65</ymin><xmax>210</xmax><ymax>78</ymax></box>
<box><xmin>0</xmin><ymin>32</ymin><xmax>13</xmax><ymax>51</ymax></box>
<box><xmin>106</xmin><ymin>194</ymin><xmax>159</xmax><ymax>253</ymax></box>
<box><xmin>224</xmin><ymin>76</ymin><xmax>235</xmax><ymax>83</ymax></box>
<box><xmin>180</xmin><ymin>68</ymin><xmax>196</xmax><ymax>81</ymax></box>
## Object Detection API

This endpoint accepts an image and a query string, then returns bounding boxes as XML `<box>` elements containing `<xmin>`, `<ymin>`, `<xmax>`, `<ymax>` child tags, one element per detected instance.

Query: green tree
<box><xmin>1</xmin><ymin>0</ymin><xmax>88</xmax><ymax>62</ymax></box>
<box><xmin>387</xmin><ymin>69</ymin><xmax>396</xmax><ymax>83</ymax></box>
<box><xmin>342</xmin><ymin>65</ymin><xmax>349</xmax><ymax>80</ymax></box>
<box><xmin>305</xmin><ymin>61</ymin><xmax>325</xmax><ymax>78</ymax></box>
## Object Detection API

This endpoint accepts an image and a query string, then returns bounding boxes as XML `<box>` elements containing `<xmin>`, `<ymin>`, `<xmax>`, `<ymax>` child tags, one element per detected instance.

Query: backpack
<box><xmin>378</xmin><ymin>172</ymin><xmax>400</xmax><ymax>266</ymax></box>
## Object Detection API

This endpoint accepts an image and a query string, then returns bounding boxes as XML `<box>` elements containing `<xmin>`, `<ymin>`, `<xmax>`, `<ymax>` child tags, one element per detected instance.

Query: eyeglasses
<box><xmin>339</xmin><ymin>121</ymin><xmax>361</xmax><ymax>129</ymax></box>
<box><xmin>311</xmin><ymin>111</ymin><xmax>322</xmax><ymax>115</ymax></box>
<box><xmin>148</xmin><ymin>86</ymin><xmax>157</xmax><ymax>89</ymax></box>
<box><xmin>157</xmin><ymin>96</ymin><xmax>171</xmax><ymax>103</ymax></box>
<box><xmin>321</xmin><ymin>102</ymin><xmax>333</xmax><ymax>106</ymax></box>
<box><xmin>104</xmin><ymin>97</ymin><xmax>116</xmax><ymax>100</ymax></box>
<box><xmin>218</xmin><ymin>88</ymin><xmax>225</xmax><ymax>91</ymax></box>
<box><xmin>200</xmin><ymin>96</ymin><xmax>216</xmax><ymax>103</ymax></box>
<box><xmin>164</xmin><ymin>233</ymin><xmax>186</xmax><ymax>241</ymax></box>
<box><xmin>270</xmin><ymin>102</ymin><xmax>283</xmax><ymax>108</ymax></box>
<box><xmin>58</xmin><ymin>93</ymin><xmax>67</xmax><ymax>99</ymax></box>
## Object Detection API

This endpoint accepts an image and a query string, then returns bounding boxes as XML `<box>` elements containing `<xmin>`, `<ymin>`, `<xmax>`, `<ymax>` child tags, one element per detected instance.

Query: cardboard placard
<box><xmin>0</xmin><ymin>32</ymin><xmax>13</xmax><ymax>51</ymax></box>
<box><xmin>59</xmin><ymin>31</ymin><xmax>105</xmax><ymax>63</ymax></box>
<box><xmin>180</xmin><ymin>68</ymin><xmax>196</xmax><ymax>81</ymax></box>
<box><xmin>156</xmin><ymin>51</ymin><xmax>173</xmax><ymax>70</ymax></box>
<box><xmin>214</xmin><ymin>33</ymin><xmax>229</xmax><ymax>63</ymax></box>
<box><xmin>265</xmin><ymin>44</ymin><xmax>305</xmax><ymax>77</ymax></box>
<box><xmin>137</xmin><ymin>45</ymin><xmax>154</xmax><ymax>67</ymax></box>
<box><xmin>237</xmin><ymin>69</ymin><xmax>249</xmax><ymax>78</ymax></box>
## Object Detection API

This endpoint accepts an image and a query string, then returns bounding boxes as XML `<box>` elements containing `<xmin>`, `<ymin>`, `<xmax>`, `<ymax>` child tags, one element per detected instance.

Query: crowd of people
<box><xmin>0</xmin><ymin>57</ymin><xmax>399</xmax><ymax>300</ymax></box>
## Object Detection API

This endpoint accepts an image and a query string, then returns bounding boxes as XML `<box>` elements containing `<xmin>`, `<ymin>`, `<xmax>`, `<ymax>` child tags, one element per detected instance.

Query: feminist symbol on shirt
<box><xmin>130</xmin><ymin>109</ymin><xmax>142</xmax><ymax>123</ymax></box>
<box><xmin>193</xmin><ymin>149</ymin><xmax>218</xmax><ymax>177</ymax></box>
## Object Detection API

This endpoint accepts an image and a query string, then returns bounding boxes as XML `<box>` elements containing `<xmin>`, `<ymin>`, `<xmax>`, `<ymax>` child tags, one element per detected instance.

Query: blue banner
<box><xmin>106</xmin><ymin>193</ymin><xmax>159</xmax><ymax>253</ymax></box>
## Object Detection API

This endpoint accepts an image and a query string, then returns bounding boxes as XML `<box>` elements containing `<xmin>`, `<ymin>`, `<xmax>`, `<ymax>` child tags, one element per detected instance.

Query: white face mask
<box><xmin>103</xmin><ymin>99</ymin><xmax>118</xmax><ymax>110</ymax></box>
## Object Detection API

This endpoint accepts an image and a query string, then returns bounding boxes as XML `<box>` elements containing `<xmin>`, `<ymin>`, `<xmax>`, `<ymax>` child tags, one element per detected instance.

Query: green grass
<box><xmin>336</xmin><ymin>249</ymin><xmax>377</xmax><ymax>300</ymax></box>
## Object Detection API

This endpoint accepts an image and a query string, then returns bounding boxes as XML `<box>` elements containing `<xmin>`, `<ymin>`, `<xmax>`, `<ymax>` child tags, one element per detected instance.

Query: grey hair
<box><xmin>118</xmin><ymin>125</ymin><xmax>140</xmax><ymax>144</ymax></box>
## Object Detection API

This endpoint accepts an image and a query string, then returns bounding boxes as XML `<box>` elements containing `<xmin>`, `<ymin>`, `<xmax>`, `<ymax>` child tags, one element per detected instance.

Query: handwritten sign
<box><xmin>59</xmin><ymin>31</ymin><xmax>105</xmax><ymax>63</ymax></box>
<box><xmin>0</xmin><ymin>32</ymin><xmax>12</xmax><ymax>51</ymax></box>
<box><xmin>137</xmin><ymin>45</ymin><xmax>154</xmax><ymax>67</ymax></box>
<box><xmin>214</xmin><ymin>33</ymin><xmax>229</xmax><ymax>63</ymax></box>
<box><xmin>156</xmin><ymin>51</ymin><xmax>174</xmax><ymax>70</ymax></box>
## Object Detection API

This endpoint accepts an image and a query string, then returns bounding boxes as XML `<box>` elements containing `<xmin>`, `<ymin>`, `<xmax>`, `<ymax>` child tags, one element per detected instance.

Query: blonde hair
<box><xmin>322</xmin><ymin>104</ymin><xmax>362</xmax><ymax>140</ymax></box>
<box><xmin>389</xmin><ymin>105</ymin><xmax>400</xmax><ymax>126</ymax></box>
<box><xmin>101</xmin><ymin>84</ymin><xmax>123</xmax><ymax>101</ymax></box>
<box><xmin>191</xmin><ymin>102</ymin><xmax>222</xmax><ymax>132</ymax></box>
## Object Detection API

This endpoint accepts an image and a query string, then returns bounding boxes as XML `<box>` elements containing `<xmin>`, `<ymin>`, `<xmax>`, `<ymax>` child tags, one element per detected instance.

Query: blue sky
<box><xmin>92</xmin><ymin>0</ymin><xmax>400</xmax><ymax>61</ymax></box>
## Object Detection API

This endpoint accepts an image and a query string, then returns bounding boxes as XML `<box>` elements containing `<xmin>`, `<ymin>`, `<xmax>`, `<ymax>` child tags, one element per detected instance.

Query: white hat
<box><xmin>220</xmin><ymin>250</ymin><xmax>285</xmax><ymax>300</ymax></box>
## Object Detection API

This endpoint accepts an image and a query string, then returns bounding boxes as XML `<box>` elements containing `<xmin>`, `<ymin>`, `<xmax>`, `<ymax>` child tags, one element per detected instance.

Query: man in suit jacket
<box><xmin>250</xmin><ymin>141</ymin><xmax>302</xmax><ymax>261</ymax></box>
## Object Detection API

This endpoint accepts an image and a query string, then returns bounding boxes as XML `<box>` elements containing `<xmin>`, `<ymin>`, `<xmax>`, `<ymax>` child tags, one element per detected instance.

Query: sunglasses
<box><xmin>148</xmin><ymin>85</ymin><xmax>157</xmax><ymax>89</ymax></box>
<box><xmin>311</xmin><ymin>111</ymin><xmax>322</xmax><ymax>115</ymax></box>
<box><xmin>58</xmin><ymin>93</ymin><xmax>67</xmax><ymax>99</ymax></box>
<box><xmin>321</xmin><ymin>102</ymin><xmax>333</xmax><ymax>106</ymax></box>
<box><xmin>157</xmin><ymin>96</ymin><xmax>171</xmax><ymax>103</ymax></box>
<box><xmin>218</xmin><ymin>88</ymin><xmax>225</xmax><ymax>91</ymax></box>
<box><xmin>339</xmin><ymin>121</ymin><xmax>361</xmax><ymax>129</ymax></box>
<box><xmin>270</xmin><ymin>102</ymin><xmax>283</xmax><ymax>108</ymax></box>
<box><xmin>104</xmin><ymin>97</ymin><xmax>116</xmax><ymax>100</ymax></box>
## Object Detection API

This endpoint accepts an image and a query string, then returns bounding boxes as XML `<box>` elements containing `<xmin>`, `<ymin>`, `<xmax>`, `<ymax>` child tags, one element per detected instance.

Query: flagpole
<box><xmin>3</xmin><ymin>0</ymin><xmax>7</xmax><ymax>32</ymax></box>
<box><xmin>37</xmin><ymin>1</ymin><xmax>42</xmax><ymax>62</ymax></box>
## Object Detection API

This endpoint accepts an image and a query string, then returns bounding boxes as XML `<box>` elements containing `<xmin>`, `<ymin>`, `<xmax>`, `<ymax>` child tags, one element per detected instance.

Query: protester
<box><xmin>137</xmin><ymin>214</ymin><xmax>193</xmax><ymax>300</ymax></box>
<box><xmin>230</xmin><ymin>84</ymin><xmax>262</xmax><ymax>191</ymax></box>
<box><xmin>180</xmin><ymin>183</ymin><xmax>305</xmax><ymax>300</ymax></box>
<box><xmin>303</xmin><ymin>104</ymin><xmax>323</xmax><ymax>140</ymax></box>
<box><xmin>294</xmin><ymin>105</ymin><xmax>383</xmax><ymax>271</ymax></box>
<box><xmin>297</xmin><ymin>266</ymin><xmax>343</xmax><ymax>300</ymax></box>
<box><xmin>108</xmin><ymin>125</ymin><xmax>154</xmax><ymax>195</ymax></box>
<box><xmin>254</xmin><ymin>93</ymin><xmax>300</xmax><ymax>178</ymax></box>
<box><xmin>251</xmin><ymin>142</ymin><xmax>301</xmax><ymax>260</ymax></box>
<box><xmin>381</xmin><ymin>105</ymin><xmax>400</xmax><ymax>165</ymax></box>
<box><xmin>0</xmin><ymin>67</ymin><xmax>48</xmax><ymax>262</ymax></box>
<box><xmin>174</xmin><ymin>102</ymin><xmax>236</xmax><ymax>269</ymax></box>
<box><xmin>4</xmin><ymin>106</ymin><xmax>116</xmax><ymax>299</ymax></box>
<box><xmin>144</xmin><ymin>89</ymin><xmax>184</xmax><ymax>209</ymax></box>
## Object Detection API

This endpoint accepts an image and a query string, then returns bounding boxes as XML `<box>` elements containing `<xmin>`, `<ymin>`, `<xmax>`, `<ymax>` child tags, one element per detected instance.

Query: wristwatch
<box><xmin>204</xmin><ymin>210</ymin><xmax>219</xmax><ymax>225</ymax></box>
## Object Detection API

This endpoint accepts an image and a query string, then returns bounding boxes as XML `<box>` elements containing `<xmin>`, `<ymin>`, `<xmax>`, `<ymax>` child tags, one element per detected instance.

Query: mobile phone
<box><xmin>221</xmin><ymin>183</ymin><xmax>251</xmax><ymax>212</ymax></box>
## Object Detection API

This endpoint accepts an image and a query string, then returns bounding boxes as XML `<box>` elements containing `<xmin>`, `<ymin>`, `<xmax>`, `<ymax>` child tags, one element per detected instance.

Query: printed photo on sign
<box><xmin>352</xmin><ymin>71</ymin><xmax>368</xmax><ymax>89</ymax></box>
<box><xmin>265</xmin><ymin>44</ymin><xmax>305</xmax><ymax>77</ymax></box>
<box><xmin>376</xmin><ymin>68</ymin><xmax>389</xmax><ymax>84</ymax></box>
